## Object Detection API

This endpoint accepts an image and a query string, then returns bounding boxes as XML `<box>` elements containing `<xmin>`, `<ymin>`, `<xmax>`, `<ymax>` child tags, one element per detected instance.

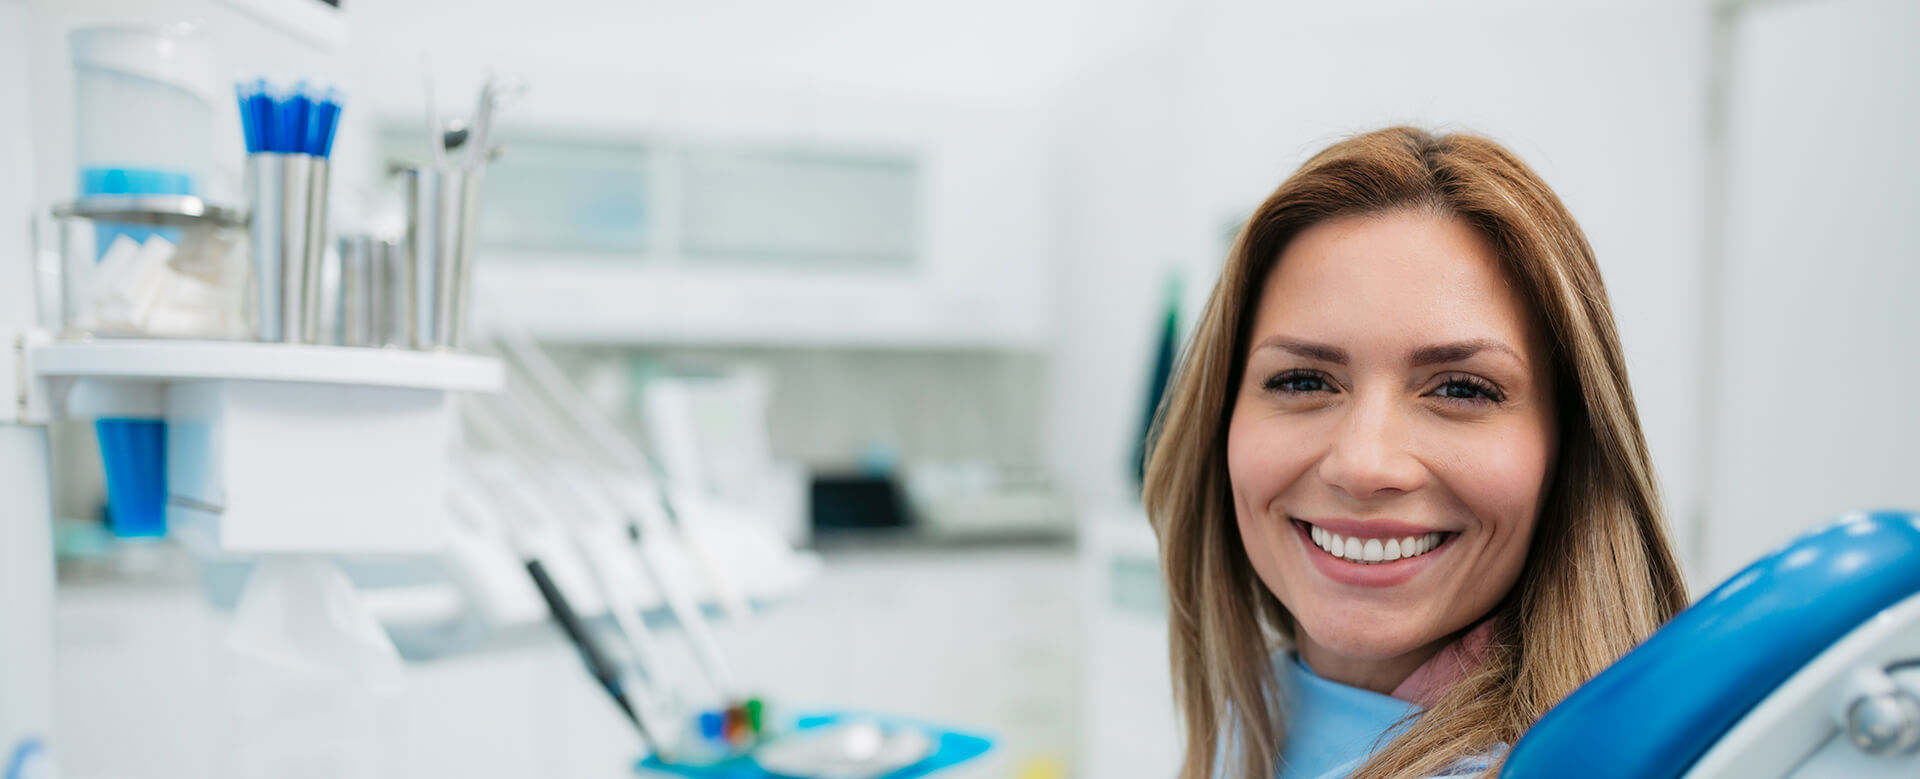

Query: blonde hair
<box><xmin>1143</xmin><ymin>127</ymin><xmax>1688</xmax><ymax>779</ymax></box>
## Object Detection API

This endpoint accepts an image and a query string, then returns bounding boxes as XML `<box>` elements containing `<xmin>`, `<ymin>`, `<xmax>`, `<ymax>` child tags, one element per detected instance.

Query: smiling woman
<box><xmin>1143</xmin><ymin>127</ymin><xmax>1688</xmax><ymax>779</ymax></box>
<box><xmin>1233</xmin><ymin>211</ymin><xmax>1558</xmax><ymax>695</ymax></box>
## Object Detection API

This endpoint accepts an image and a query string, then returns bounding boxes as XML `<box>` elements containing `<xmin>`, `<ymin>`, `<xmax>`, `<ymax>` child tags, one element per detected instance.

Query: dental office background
<box><xmin>1</xmin><ymin>0</ymin><xmax>1915</xmax><ymax>777</ymax></box>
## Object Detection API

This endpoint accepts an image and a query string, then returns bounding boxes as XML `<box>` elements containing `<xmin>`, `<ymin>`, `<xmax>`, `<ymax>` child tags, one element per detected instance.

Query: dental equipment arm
<box><xmin>465</xmin><ymin>390</ymin><xmax>743</xmax><ymax>700</ymax></box>
<box><xmin>472</xmin><ymin>318</ymin><xmax>757</xmax><ymax>624</ymax></box>
<box><xmin>449</xmin><ymin>452</ymin><xmax>670</xmax><ymax>750</ymax></box>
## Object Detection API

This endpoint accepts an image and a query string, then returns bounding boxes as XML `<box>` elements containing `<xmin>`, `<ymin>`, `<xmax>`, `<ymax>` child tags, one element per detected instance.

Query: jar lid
<box><xmin>53</xmin><ymin>195</ymin><xmax>245</xmax><ymax>228</ymax></box>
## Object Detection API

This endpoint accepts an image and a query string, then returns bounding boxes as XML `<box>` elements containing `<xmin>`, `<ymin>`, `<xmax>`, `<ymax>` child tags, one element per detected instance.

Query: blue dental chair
<box><xmin>1504</xmin><ymin>510</ymin><xmax>1920</xmax><ymax>778</ymax></box>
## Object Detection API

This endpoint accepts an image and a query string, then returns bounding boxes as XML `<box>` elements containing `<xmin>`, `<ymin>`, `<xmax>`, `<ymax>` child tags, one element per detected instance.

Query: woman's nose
<box><xmin>1317</xmin><ymin>394</ymin><xmax>1424</xmax><ymax>500</ymax></box>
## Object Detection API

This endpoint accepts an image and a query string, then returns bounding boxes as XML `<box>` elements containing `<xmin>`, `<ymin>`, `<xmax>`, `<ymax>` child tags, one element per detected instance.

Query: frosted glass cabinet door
<box><xmin>475</xmin><ymin>141</ymin><xmax>651</xmax><ymax>253</ymax></box>
<box><xmin>378</xmin><ymin>131</ymin><xmax>919</xmax><ymax>266</ymax></box>
<box><xmin>679</xmin><ymin>148</ymin><xmax>917</xmax><ymax>267</ymax></box>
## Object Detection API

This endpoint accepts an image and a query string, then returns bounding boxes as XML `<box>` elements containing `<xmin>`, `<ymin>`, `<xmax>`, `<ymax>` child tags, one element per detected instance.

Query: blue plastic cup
<box><xmin>96</xmin><ymin>418</ymin><xmax>167</xmax><ymax>538</ymax></box>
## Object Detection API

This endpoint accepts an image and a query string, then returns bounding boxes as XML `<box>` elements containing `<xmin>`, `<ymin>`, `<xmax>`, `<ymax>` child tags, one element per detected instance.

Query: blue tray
<box><xmin>636</xmin><ymin>712</ymin><xmax>992</xmax><ymax>779</ymax></box>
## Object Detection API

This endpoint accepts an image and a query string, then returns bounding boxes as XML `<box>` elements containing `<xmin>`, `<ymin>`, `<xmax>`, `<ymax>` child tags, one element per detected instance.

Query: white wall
<box><xmin>0</xmin><ymin>0</ymin><xmax>37</xmax><ymax>328</ymax></box>
<box><xmin>1701</xmin><ymin>0</ymin><xmax>1920</xmax><ymax>584</ymax></box>
<box><xmin>1047</xmin><ymin>40</ymin><xmax>1190</xmax><ymax>513</ymax></box>
<box><xmin>1050</xmin><ymin>0</ymin><xmax>1715</xmax><ymax>575</ymax></box>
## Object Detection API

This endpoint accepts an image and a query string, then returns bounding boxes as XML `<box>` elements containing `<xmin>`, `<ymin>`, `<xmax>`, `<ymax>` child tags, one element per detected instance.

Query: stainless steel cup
<box><xmin>397</xmin><ymin>165</ymin><xmax>484</xmax><ymax>350</ymax></box>
<box><xmin>246</xmin><ymin>153</ymin><xmax>330</xmax><ymax>343</ymax></box>
<box><xmin>337</xmin><ymin>234</ymin><xmax>373</xmax><ymax>346</ymax></box>
<box><xmin>336</xmin><ymin>234</ymin><xmax>408</xmax><ymax>348</ymax></box>
<box><xmin>374</xmin><ymin>236</ymin><xmax>409</xmax><ymax>347</ymax></box>
<box><xmin>441</xmin><ymin>169</ymin><xmax>483</xmax><ymax>350</ymax></box>
<box><xmin>302</xmin><ymin>158</ymin><xmax>331</xmax><ymax>342</ymax></box>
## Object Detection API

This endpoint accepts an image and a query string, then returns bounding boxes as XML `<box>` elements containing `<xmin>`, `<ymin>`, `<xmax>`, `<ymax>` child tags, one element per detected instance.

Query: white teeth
<box><xmin>1308</xmin><ymin>524</ymin><xmax>1448</xmax><ymax>565</ymax></box>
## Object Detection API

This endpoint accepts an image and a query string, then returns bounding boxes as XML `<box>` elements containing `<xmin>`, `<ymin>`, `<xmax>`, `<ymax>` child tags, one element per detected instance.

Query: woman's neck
<box><xmin>1296</xmin><ymin>633</ymin><xmax>1453</xmax><ymax>696</ymax></box>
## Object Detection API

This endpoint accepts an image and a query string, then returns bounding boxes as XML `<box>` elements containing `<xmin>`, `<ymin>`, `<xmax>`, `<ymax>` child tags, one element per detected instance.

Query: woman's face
<box><xmin>1227</xmin><ymin>209</ymin><xmax>1558</xmax><ymax>691</ymax></box>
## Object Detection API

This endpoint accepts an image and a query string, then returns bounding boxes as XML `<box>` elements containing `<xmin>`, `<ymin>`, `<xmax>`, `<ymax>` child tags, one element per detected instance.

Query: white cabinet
<box><xmin>54</xmin><ymin>545</ymin><xmax>1080</xmax><ymax>779</ymax></box>
<box><xmin>379</xmin><ymin>89</ymin><xmax>1057</xmax><ymax>349</ymax></box>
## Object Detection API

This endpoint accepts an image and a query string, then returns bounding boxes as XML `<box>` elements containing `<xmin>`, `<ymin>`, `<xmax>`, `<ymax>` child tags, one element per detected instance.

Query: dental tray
<box><xmin>636</xmin><ymin>711</ymin><xmax>992</xmax><ymax>779</ymax></box>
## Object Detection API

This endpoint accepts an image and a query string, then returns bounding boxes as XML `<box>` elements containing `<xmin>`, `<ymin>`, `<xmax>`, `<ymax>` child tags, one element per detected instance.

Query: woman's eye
<box><xmin>1263</xmin><ymin>371</ymin><xmax>1336</xmax><ymax>394</ymax></box>
<box><xmin>1430</xmin><ymin>377</ymin><xmax>1505</xmax><ymax>404</ymax></box>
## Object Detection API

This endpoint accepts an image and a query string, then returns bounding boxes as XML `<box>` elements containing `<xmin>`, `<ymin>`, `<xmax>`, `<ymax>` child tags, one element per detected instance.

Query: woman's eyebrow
<box><xmin>1253</xmin><ymin>336</ymin><xmax>1349</xmax><ymax>364</ymax></box>
<box><xmin>1408</xmin><ymin>339</ymin><xmax>1523</xmax><ymax>367</ymax></box>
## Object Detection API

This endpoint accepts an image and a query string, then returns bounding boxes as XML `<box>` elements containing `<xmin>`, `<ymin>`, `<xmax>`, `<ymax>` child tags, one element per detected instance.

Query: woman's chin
<box><xmin>1293</xmin><ymin>612</ymin><xmax>1443</xmax><ymax>665</ymax></box>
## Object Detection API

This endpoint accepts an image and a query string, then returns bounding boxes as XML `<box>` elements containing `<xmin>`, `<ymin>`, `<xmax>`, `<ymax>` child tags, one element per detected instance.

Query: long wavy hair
<box><xmin>1142</xmin><ymin>127</ymin><xmax>1688</xmax><ymax>778</ymax></box>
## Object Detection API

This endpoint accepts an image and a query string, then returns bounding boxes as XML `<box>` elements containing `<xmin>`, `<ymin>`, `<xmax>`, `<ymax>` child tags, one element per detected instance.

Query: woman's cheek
<box><xmin>1227</xmin><ymin>411</ymin><xmax>1308</xmax><ymax>510</ymax></box>
<box><xmin>1429</xmin><ymin>417</ymin><xmax>1554</xmax><ymax>554</ymax></box>
<box><xmin>1225</xmin><ymin>410</ymin><xmax>1268</xmax><ymax>505</ymax></box>
<box><xmin>1227</xmin><ymin>414</ymin><xmax>1303</xmax><ymax>570</ymax></box>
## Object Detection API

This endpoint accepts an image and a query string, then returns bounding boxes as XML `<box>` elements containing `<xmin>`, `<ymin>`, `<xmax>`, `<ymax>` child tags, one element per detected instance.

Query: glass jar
<box><xmin>49</xmin><ymin>196</ymin><xmax>249</xmax><ymax>340</ymax></box>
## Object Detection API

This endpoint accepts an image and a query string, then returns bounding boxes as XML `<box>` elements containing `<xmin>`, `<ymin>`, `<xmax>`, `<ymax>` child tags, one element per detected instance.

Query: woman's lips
<box><xmin>1291</xmin><ymin>518</ymin><xmax>1457</xmax><ymax>587</ymax></box>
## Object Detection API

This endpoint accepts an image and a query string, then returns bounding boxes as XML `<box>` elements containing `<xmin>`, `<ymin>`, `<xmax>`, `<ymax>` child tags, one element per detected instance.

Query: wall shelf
<box><xmin>31</xmin><ymin>340</ymin><xmax>502</xmax><ymax>392</ymax></box>
<box><xmin>29</xmin><ymin>340</ymin><xmax>503</xmax><ymax>555</ymax></box>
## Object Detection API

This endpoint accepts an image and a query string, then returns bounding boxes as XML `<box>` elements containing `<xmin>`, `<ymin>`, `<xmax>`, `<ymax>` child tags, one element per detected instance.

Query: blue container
<box><xmin>95</xmin><ymin>418</ymin><xmax>167</xmax><ymax>538</ymax></box>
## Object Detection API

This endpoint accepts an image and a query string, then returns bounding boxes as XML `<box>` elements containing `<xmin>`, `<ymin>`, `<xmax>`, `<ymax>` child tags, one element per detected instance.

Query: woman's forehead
<box><xmin>1249</xmin><ymin>211</ymin><xmax>1542</xmax><ymax>359</ymax></box>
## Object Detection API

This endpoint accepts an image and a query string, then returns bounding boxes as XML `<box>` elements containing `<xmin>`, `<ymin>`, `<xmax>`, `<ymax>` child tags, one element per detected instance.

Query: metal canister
<box><xmin>398</xmin><ymin>165</ymin><xmax>483</xmax><ymax>350</ymax></box>
<box><xmin>337</xmin><ymin>234</ymin><xmax>373</xmax><ymax>346</ymax></box>
<box><xmin>246</xmin><ymin>153</ymin><xmax>329</xmax><ymax>343</ymax></box>
<box><xmin>374</xmin><ymin>235</ymin><xmax>410</xmax><ymax>347</ymax></box>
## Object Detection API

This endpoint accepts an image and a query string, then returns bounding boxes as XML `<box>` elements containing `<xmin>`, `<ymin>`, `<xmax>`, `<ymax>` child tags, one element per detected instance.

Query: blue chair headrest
<box><xmin>1502</xmin><ymin>510</ymin><xmax>1920</xmax><ymax>778</ymax></box>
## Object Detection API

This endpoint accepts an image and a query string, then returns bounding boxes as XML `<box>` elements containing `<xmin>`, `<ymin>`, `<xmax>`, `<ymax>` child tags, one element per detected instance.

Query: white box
<box><xmin>167</xmin><ymin>379</ymin><xmax>454</xmax><ymax>554</ymax></box>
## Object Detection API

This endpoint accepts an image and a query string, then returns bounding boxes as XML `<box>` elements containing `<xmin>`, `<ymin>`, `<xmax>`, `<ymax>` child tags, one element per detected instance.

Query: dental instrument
<box><xmin>424</xmin><ymin>70</ymin><xmax>444</xmax><ymax>169</ymax></box>
<box><xmin>525</xmin><ymin>542</ymin><xmax>655</xmax><ymax>746</ymax></box>
<box><xmin>441</xmin><ymin>119</ymin><xmax>469</xmax><ymax>152</ymax></box>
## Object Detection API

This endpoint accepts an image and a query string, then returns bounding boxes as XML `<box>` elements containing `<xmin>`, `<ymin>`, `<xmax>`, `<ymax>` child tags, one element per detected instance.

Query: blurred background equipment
<box><xmin>0</xmin><ymin>0</ymin><xmax>1915</xmax><ymax>777</ymax></box>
